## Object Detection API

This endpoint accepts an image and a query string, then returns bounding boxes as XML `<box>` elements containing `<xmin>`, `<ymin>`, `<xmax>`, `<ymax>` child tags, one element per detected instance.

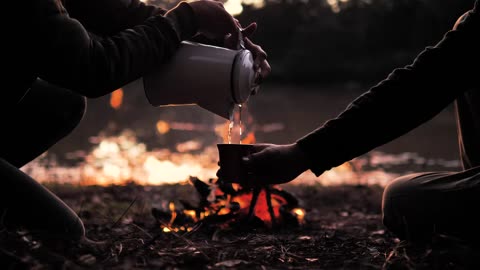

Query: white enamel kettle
<box><xmin>142</xmin><ymin>38</ymin><xmax>260</xmax><ymax>120</ymax></box>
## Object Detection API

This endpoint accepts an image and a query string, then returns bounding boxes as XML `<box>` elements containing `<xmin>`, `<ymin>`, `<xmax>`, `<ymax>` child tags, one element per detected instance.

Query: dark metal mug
<box><xmin>217</xmin><ymin>143</ymin><xmax>254</xmax><ymax>184</ymax></box>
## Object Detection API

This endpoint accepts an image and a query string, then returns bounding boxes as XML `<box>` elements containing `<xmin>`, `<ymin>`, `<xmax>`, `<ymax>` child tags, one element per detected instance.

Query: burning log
<box><xmin>152</xmin><ymin>177</ymin><xmax>306</xmax><ymax>233</ymax></box>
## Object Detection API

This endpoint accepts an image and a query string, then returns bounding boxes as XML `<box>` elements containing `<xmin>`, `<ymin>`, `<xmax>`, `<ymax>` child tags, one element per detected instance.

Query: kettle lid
<box><xmin>232</xmin><ymin>50</ymin><xmax>255</xmax><ymax>104</ymax></box>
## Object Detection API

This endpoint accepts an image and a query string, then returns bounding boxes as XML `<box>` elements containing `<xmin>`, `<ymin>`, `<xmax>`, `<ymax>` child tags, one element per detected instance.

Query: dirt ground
<box><xmin>2</xmin><ymin>183</ymin><xmax>479</xmax><ymax>270</ymax></box>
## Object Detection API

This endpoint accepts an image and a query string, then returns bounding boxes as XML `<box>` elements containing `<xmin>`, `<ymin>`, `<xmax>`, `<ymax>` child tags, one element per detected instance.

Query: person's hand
<box><xmin>217</xmin><ymin>143</ymin><xmax>309</xmax><ymax>186</ymax></box>
<box><xmin>245</xmin><ymin>36</ymin><xmax>271</xmax><ymax>82</ymax></box>
<box><xmin>185</xmin><ymin>2</ymin><xmax>271</xmax><ymax>80</ymax></box>
<box><xmin>235</xmin><ymin>22</ymin><xmax>271</xmax><ymax>82</ymax></box>
<box><xmin>188</xmin><ymin>0</ymin><xmax>240</xmax><ymax>47</ymax></box>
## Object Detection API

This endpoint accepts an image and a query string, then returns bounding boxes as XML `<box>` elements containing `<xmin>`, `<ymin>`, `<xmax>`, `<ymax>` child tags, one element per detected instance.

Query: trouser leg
<box><xmin>0</xmin><ymin>158</ymin><xmax>85</xmax><ymax>240</ymax></box>
<box><xmin>0</xmin><ymin>79</ymin><xmax>87</xmax><ymax>240</ymax></box>
<box><xmin>455</xmin><ymin>88</ymin><xmax>480</xmax><ymax>170</ymax></box>
<box><xmin>0</xmin><ymin>78</ymin><xmax>87</xmax><ymax>168</ymax></box>
<box><xmin>381</xmin><ymin>11</ymin><xmax>480</xmax><ymax>243</ymax></box>
<box><xmin>382</xmin><ymin>166</ymin><xmax>480</xmax><ymax>242</ymax></box>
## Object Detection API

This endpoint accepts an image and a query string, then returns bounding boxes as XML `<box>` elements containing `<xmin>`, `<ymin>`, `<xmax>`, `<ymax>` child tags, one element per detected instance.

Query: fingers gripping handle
<box><xmin>237</xmin><ymin>27</ymin><xmax>246</xmax><ymax>50</ymax></box>
<box><xmin>237</xmin><ymin>28</ymin><xmax>262</xmax><ymax>94</ymax></box>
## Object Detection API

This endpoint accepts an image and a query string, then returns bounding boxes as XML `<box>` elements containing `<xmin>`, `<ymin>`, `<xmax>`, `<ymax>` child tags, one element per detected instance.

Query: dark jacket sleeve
<box><xmin>64</xmin><ymin>0</ymin><xmax>166</xmax><ymax>36</ymax></box>
<box><xmin>31</xmin><ymin>0</ymin><xmax>197</xmax><ymax>98</ymax></box>
<box><xmin>296</xmin><ymin>6</ymin><xmax>480</xmax><ymax>176</ymax></box>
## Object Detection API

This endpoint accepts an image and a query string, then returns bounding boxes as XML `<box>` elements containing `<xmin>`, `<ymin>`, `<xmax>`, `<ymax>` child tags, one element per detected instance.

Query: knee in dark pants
<box><xmin>64</xmin><ymin>95</ymin><xmax>87</xmax><ymax>131</ymax></box>
<box><xmin>32</xmin><ymin>213</ymin><xmax>85</xmax><ymax>242</ymax></box>
<box><xmin>0</xmin><ymin>158</ymin><xmax>86</xmax><ymax>242</ymax></box>
<box><xmin>382</xmin><ymin>172</ymin><xmax>449</xmax><ymax>242</ymax></box>
<box><xmin>0</xmin><ymin>200</ymin><xmax>86</xmax><ymax>242</ymax></box>
<box><xmin>381</xmin><ymin>173</ymin><xmax>436</xmax><ymax>241</ymax></box>
<box><xmin>382</xmin><ymin>175</ymin><xmax>412</xmax><ymax>240</ymax></box>
<box><xmin>64</xmin><ymin>214</ymin><xmax>86</xmax><ymax>241</ymax></box>
<box><xmin>32</xmin><ymin>78</ymin><xmax>88</xmax><ymax>133</ymax></box>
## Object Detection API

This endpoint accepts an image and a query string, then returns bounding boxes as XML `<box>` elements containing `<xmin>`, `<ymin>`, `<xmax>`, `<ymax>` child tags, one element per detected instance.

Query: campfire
<box><xmin>149</xmin><ymin>107</ymin><xmax>306</xmax><ymax>231</ymax></box>
<box><xmin>152</xmin><ymin>177</ymin><xmax>306</xmax><ymax>232</ymax></box>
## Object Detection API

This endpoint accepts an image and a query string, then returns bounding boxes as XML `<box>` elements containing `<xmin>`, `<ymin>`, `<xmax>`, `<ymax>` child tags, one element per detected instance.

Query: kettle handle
<box><xmin>236</xmin><ymin>27</ymin><xmax>246</xmax><ymax>50</ymax></box>
<box><xmin>236</xmin><ymin>27</ymin><xmax>263</xmax><ymax>96</ymax></box>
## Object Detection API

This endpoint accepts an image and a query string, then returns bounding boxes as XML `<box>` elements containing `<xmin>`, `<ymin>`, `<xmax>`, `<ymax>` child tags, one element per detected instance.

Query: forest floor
<box><xmin>1</xmin><ymin>183</ymin><xmax>479</xmax><ymax>270</ymax></box>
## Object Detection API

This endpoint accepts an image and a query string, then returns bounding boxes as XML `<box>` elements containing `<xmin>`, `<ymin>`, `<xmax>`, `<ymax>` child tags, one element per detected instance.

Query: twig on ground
<box><xmin>130</xmin><ymin>222</ymin><xmax>153</xmax><ymax>239</ymax></box>
<box><xmin>111</xmin><ymin>197</ymin><xmax>137</xmax><ymax>228</ymax></box>
<box><xmin>247</xmin><ymin>188</ymin><xmax>261</xmax><ymax>221</ymax></box>
<box><xmin>265</xmin><ymin>187</ymin><xmax>277</xmax><ymax>228</ymax></box>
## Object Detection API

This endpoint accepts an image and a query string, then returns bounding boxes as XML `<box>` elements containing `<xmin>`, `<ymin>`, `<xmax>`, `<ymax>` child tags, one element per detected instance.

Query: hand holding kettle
<box><xmin>234</xmin><ymin>21</ymin><xmax>271</xmax><ymax>84</ymax></box>
<box><xmin>171</xmin><ymin>0</ymin><xmax>271</xmax><ymax>82</ymax></box>
<box><xmin>144</xmin><ymin>0</ymin><xmax>271</xmax><ymax>119</ymax></box>
<box><xmin>185</xmin><ymin>0</ymin><xmax>241</xmax><ymax>45</ymax></box>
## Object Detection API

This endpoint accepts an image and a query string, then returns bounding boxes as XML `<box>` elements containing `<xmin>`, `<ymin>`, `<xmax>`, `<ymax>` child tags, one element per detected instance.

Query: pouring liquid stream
<box><xmin>227</xmin><ymin>104</ymin><xmax>244</xmax><ymax>144</ymax></box>
<box><xmin>239</xmin><ymin>104</ymin><xmax>243</xmax><ymax>144</ymax></box>
<box><xmin>228</xmin><ymin>118</ymin><xmax>234</xmax><ymax>144</ymax></box>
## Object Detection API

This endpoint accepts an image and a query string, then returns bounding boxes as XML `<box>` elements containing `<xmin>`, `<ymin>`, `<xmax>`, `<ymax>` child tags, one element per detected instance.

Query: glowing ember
<box><xmin>110</xmin><ymin>88</ymin><xmax>124</xmax><ymax>109</ymax></box>
<box><xmin>292</xmin><ymin>208</ymin><xmax>306</xmax><ymax>225</ymax></box>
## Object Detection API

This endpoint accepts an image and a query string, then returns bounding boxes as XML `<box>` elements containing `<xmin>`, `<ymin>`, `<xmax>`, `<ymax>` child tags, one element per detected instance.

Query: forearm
<box><xmin>64</xmin><ymin>0</ymin><xmax>166</xmax><ymax>35</ymax></box>
<box><xmin>297</xmin><ymin>8</ymin><xmax>479</xmax><ymax>176</ymax></box>
<box><xmin>33</xmin><ymin>0</ymin><xmax>197</xmax><ymax>97</ymax></box>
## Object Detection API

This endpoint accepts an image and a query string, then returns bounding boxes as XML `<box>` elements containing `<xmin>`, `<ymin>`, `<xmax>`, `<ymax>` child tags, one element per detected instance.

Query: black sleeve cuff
<box><xmin>296</xmin><ymin>131</ymin><xmax>329</xmax><ymax>177</ymax></box>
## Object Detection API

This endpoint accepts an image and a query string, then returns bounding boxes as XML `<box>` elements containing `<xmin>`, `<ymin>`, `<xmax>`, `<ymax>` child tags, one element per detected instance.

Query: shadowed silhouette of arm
<box><xmin>297</xmin><ymin>6</ymin><xmax>480</xmax><ymax>176</ymax></box>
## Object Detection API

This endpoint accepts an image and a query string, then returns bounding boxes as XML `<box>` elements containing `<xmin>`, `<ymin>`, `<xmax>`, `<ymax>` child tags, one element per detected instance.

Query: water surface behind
<box><xmin>40</xmin><ymin>82</ymin><xmax>461</xmax><ymax>185</ymax></box>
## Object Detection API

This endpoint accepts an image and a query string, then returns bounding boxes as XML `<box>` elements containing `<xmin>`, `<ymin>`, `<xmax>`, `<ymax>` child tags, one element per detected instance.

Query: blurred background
<box><xmin>27</xmin><ymin>0</ymin><xmax>476</xmax><ymax>186</ymax></box>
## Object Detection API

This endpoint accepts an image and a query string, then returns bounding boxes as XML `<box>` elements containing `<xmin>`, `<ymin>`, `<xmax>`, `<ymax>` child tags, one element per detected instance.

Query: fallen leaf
<box><xmin>370</xmin><ymin>229</ymin><xmax>385</xmax><ymax>236</ymax></box>
<box><xmin>77</xmin><ymin>254</ymin><xmax>96</xmax><ymax>266</ymax></box>
<box><xmin>367</xmin><ymin>247</ymin><xmax>381</xmax><ymax>258</ymax></box>
<box><xmin>114</xmin><ymin>243</ymin><xmax>123</xmax><ymax>255</ymax></box>
<box><xmin>255</xmin><ymin>246</ymin><xmax>274</xmax><ymax>251</ymax></box>
<box><xmin>215</xmin><ymin>260</ymin><xmax>248</xmax><ymax>267</ymax></box>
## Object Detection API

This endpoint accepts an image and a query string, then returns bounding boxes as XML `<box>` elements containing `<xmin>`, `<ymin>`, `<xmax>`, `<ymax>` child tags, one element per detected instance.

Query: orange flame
<box><xmin>168</xmin><ymin>201</ymin><xmax>176</xmax><ymax>226</ymax></box>
<box><xmin>241</xmin><ymin>132</ymin><xmax>256</xmax><ymax>144</ymax></box>
<box><xmin>110</xmin><ymin>88</ymin><xmax>124</xmax><ymax>109</ymax></box>
<box><xmin>232</xmin><ymin>189</ymin><xmax>288</xmax><ymax>227</ymax></box>
<box><xmin>155</xmin><ymin>180</ymin><xmax>305</xmax><ymax>231</ymax></box>
<box><xmin>292</xmin><ymin>208</ymin><xmax>306</xmax><ymax>224</ymax></box>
